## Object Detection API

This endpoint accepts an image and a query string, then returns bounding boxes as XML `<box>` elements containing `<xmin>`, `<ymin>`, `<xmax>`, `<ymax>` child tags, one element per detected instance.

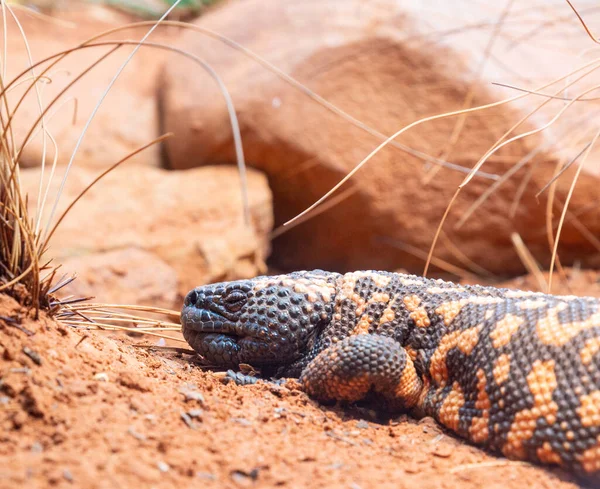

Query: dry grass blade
<box><xmin>376</xmin><ymin>237</ymin><xmax>479</xmax><ymax>281</ymax></box>
<box><xmin>510</xmin><ymin>233</ymin><xmax>547</xmax><ymax>292</ymax></box>
<box><xmin>454</xmin><ymin>143</ymin><xmax>546</xmax><ymax>229</ymax></box>
<box><xmin>548</xmin><ymin>126</ymin><xmax>600</xmax><ymax>292</ymax></box>
<box><xmin>57</xmin><ymin>303</ymin><xmax>185</xmax><ymax>344</ymax></box>
<box><xmin>42</xmin><ymin>133</ymin><xmax>172</xmax><ymax>250</ymax></box>
<box><xmin>270</xmin><ymin>187</ymin><xmax>358</xmax><ymax>240</ymax></box>
<box><xmin>535</xmin><ymin>140</ymin><xmax>592</xmax><ymax>198</ymax></box>
<box><xmin>134</xmin><ymin>345</ymin><xmax>196</xmax><ymax>353</ymax></box>
<box><xmin>509</xmin><ymin>156</ymin><xmax>540</xmax><ymax>219</ymax></box>
<box><xmin>59</xmin><ymin>303</ymin><xmax>181</xmax><ymax>318</ymax></box>
<box><xmin>438</xmin><ymin>231</ymin><xmax>497</xmax><ymax>279</ymax></box>
<box><xmin>285</xmin><ymin>54</ymin><xmax>600</xmax><ymax>230</ymax></box>
<box><xmin>491</xmin><ymin>81</ymin><xmax>600</xmax><ymax>101</ymax></box>
<box><xmin>100</xmin><ymin>20</ymin><xmax>500</xmax><ymax>181</ymax></box>
<box><xmin>566</xmin><ymin>0</ymin><xmax>600</xmax><ymax>44</ymax></box>
<box><xmin>424</xmin><ymin>59</ymin><xmax>600</xmax><ymax>276</ymax></box>
<box><xmin>425</xmin><ymin>0</ymin><xmax>515</xmax><ymax>183</ymax></box>
<box><xmin>543</xmin><ymin>159</ymin><xmax>580</xmax><ymax>295</ymax></box>
<box><xmin>507</xmin><ymin>5</ymin><xmax>600</xmax><ymax>51</ymax></box>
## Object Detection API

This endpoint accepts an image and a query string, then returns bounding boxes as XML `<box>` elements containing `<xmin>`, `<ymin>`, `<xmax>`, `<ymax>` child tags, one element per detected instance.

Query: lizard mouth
<box><xmin>181</xmin><ymin>303</ymin><xmax>271</xmax><ymax>366</ymax></box>
<box><xmin>180</xmin><ymin>305</ymin><xmax>241</xmax><ymax>337</ymax></box>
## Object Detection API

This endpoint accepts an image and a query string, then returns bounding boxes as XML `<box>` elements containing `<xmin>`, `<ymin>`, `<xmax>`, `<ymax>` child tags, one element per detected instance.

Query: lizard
<box><xmin>180</xmin><ymin>269</ymin><xmax>600</xmax><ymax>481</ymax></box>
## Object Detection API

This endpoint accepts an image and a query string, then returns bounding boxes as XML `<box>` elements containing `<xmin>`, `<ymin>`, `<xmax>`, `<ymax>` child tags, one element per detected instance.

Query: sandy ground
<box><xmin>0</xmin><ymin>277</ymin><xmax>592</xmax><ymax>489</ymax></box>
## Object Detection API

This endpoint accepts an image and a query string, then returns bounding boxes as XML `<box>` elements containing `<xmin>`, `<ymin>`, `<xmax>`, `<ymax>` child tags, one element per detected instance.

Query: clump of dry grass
<box><xmin>0</xmin><ymin>107</ymin><xmax>51</xmax><ymax>312</ymax></box>
<box><xmin>0</xmin><ymin>1</ymin><xmax>185</xmax><ymax>320</ymax></box>
<box><xmin>0</xmin><ymin>0</ymin><xmax>245</xmax><ymax>343</ymax></box>
<box><xmin>0</xmin><ymin>3</ymin><xmax>54</xmax><ymax>313</ymax></box>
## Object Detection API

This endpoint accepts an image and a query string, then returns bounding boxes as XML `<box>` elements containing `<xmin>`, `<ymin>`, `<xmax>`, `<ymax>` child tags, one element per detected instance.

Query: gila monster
<box><xmin>180</xmin><ymin>270</ymin><xmax>600</xmax><ymax>480</ymax></box>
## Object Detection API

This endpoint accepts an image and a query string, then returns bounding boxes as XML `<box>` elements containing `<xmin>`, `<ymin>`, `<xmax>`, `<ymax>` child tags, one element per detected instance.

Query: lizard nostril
<box><xmin>185</xmin><ymin>290</ymin><xmax>199</xmax><ymax>307</ymax></box>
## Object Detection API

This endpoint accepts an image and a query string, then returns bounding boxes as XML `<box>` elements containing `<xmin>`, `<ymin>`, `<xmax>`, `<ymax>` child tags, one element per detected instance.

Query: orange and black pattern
<box><xmin>181</xmin><ymin>270</ymin><xmax>600</xmax><ymax>479</ymax></box>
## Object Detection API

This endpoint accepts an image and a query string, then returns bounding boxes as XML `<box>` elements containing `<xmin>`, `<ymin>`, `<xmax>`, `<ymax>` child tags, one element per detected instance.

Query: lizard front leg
<box><xmin>299</xmin><ymin>334</ymin><xmax>423</xmax><ymax>409</ymax></box>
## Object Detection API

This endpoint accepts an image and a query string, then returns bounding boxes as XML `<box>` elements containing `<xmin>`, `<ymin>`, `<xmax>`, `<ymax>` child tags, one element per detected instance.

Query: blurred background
<box><xmin>6</xmin><ymin>0</ymin><xmax>600</xmax><ymax>305</ymax></box>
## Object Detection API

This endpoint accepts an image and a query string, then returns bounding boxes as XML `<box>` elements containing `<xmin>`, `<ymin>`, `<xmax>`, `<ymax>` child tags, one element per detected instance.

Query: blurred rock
<box><xmin>159</xmin><ymin>0</ymin><xmax>600</xmax><ymax>276</ymax></box>
<box><xmin>389</xmin><ymin>1</ymin><xmax>600</xmax><ymax>177</ymax></box>
<box><xmin>6</xmin><ymin>2</ymin><xmax>179</xmax><ymax>169</ymax></box>
<box><xmin>20</xmin><ymin>165</ymin><xmax>272</xmax><ymax>306</ymax></box>
<box><xmin>496</xmin><ymin>268</ymin><xmax>600</xmax><ymax>299</ymax></box>
<box><xmin>57</xmin><ymin>248</ymin><xmax>178</xmax><ymax>307</ymax></box>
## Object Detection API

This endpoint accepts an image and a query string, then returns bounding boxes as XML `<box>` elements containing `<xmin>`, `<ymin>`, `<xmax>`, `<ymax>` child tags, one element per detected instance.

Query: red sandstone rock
<box><xmin>19</xmin><ymin>165</ymin><xmax>272</xmax><ymax>306</ymax></box>
<box><xmin>159</xmin><ymin>0</ymin><xmax>600</xmax><ymax>276</ymax></box>
<box><xmin>7</xmin><ymin>4</ymin><xmax>177</xmax><ymax>169</ymax></box>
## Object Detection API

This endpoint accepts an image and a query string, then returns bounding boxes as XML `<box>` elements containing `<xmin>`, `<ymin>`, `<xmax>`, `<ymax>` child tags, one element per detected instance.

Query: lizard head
<box><xmin>181</xmin><ymin>271</ymin><xmax>340</xmax><ymax>367</ymax></box>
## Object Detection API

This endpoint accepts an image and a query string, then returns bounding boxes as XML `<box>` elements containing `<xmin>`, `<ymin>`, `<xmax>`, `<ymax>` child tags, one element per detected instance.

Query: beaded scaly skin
<box><xmin>181</xmin><ymin>270</ymin><xmax>600</xmax><ymax>480</ymax></box>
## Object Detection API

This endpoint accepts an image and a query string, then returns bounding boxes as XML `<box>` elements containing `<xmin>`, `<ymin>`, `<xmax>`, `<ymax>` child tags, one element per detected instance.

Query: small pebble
<box><xmin>127</xmin><ymin>427</ymin><xmax>147</xmax><ymax>441</ymax></box>
<box><xmin>179</xmin><ymin>384</ymin><xmax>205</xmax><ymax>404</ymax></box>
<box><xmin>187</xmin><ymin>409</ymin><xmax>203</xmax><ymax>419</ymax></box>
<box><xmin>231</xmin><ymin>468</ymin><xmax>260</xmax><ymax>482</ymax></box>
<box><xmin>157</xmin><ymin>461</ymin><xmax>170</xmax><ymax>473</ymax></box>
<box><xmin>180</xmin><ymin>411</ymin><xmax>197</xmax><ymax>430</ymax></box>
<box><xmin>230</xmin><ymin>417</ymin><xmax>252</xmax><ymax>427</ymax></box>
<box><xmin>94</xmin><ymin>373</ymin><xmax>109</xmax><ymax>382</ymax></box>
<box><xmin>10</xmin><ymin>367</ymin><xmax>30</xmax><ymax>375</ymax></box>
<box><xmin>432</xmin><ymin>445</ymin><xmax>453</xmax><ymax>458</ymax></box>
<box><xmin>23</xmin><ymin>347</ymin><xmax>42</xmax><ymax>365</ymax></box>
<box><xmin>30</xmin><ymin>442</ymin><xmax>43</xmax><ymax>453</ymax></box>
<box><xmin>197</xmin><ymin>472</ymin><xmax>216</xmax><ymax>480</ymax></box>
<box><xmin>63</xmin><ymin>469</ymin><xmax>74</xmax><ymax>482</ymax></box>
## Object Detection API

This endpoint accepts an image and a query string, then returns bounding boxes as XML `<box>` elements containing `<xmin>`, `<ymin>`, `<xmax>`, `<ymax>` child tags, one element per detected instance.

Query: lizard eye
<box><xmin>223</xmin><ymin>290</ymin><xmax>247</xmax><ymax>310</ymax></box>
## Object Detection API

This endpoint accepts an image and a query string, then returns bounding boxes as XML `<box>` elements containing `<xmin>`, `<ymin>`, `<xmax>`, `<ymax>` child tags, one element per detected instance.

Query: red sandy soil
<box><xmin>0</xmin><ymin>273</ymin><xmax>593</xmax><ymax>489</ymax></box>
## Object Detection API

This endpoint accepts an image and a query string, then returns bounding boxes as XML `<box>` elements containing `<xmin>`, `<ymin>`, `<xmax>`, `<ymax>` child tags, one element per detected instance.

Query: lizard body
<box><xmin>180</xmin><ymin>270</ymin><xmax>600</xmax><ymax>480</ymax></box>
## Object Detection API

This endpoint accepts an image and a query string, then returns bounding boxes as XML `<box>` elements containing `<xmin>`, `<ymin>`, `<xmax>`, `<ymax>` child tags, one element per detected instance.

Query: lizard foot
<box><xmin>299</xmin><ymin>334</ymin><xmax>423</xmax><ymax>409</ymax></box>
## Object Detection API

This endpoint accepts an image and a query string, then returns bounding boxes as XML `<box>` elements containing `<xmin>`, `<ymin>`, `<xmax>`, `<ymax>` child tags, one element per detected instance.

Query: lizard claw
<box><xmin>222</xmin><ymin>369</ymin><xmax>260</xmax><ymax>386</ymax></box>
<box><xmin>221</xmin><ymin>370</ymin><xmax>289</xmax><ymax>387</ymax></box>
